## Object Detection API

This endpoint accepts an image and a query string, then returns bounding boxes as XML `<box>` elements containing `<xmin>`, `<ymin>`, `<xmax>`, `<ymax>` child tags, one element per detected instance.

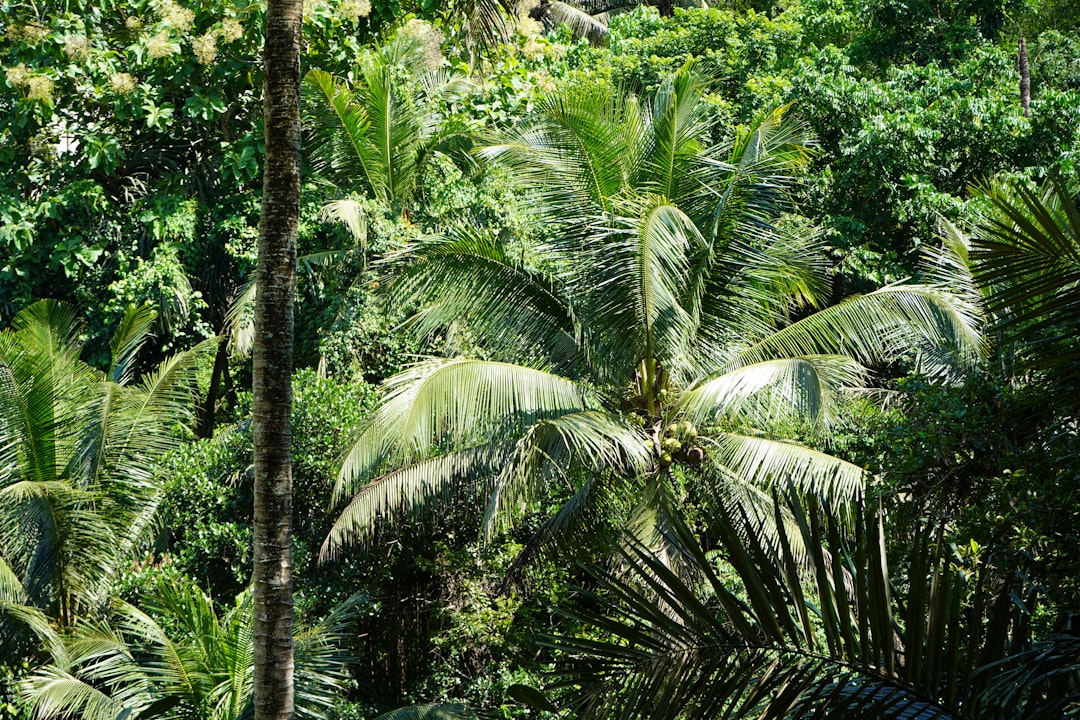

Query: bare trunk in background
<box><xmin>1019</xmin><ymin>36</ymin><xmax>1031</xmax><ymax>118</ymax></box>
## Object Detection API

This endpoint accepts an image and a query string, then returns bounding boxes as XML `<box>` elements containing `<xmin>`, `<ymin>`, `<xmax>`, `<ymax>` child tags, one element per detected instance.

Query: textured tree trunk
<box><xmin>1019</xmin><ymin>36</ymin><xmax>1031</xmax><ymax>118</ymax></box>
<box><xmin>197</xmin><ymin>337</ymin><xmax>230</xmax><ymax>438</ymax></box>
<box><xmin>253</xmin><ymin>1</ymin><xmax>301</xmax><ymax>719</ymax></box>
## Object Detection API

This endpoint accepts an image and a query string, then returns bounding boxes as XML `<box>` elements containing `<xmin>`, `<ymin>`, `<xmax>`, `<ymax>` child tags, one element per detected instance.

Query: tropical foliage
<box><xmin>0</xmin><ymin>300</ymin><xmax>205</xmax><ymax>627</ymax></box>
<box><xmin>324</xmin><ymin>68</ymin><xmax>982</xmax><ymax>567</ymax></box>
<box><xmin>545</xmin><ymin>497</ymin><xmax>1080</xmax><ymax>719</ymax></box>
<box><xmin>20</xmin><ymin>578</ymin><xmax>354</xmax><ymax>720</ymax></box>
<box><xmin>2</xmin><ymin>1</ymin><xmax>1080</xmax><ymax>718</ymax></box>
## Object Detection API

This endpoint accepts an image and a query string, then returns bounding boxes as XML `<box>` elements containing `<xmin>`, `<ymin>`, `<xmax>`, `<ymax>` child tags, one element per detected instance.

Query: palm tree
<box><xmin>0</xmin><ymin>300</ymin><xmax>207</xmax><ymax>627</ymax></box>
<box><xmin>20</xmin><ymin>578</ymin><xmax>355</xmax><ymax>720</ymax></box>
<box><xmin>541</xmin><ymin>495</ymin><xmax>1080</xmax><ymax>719</ymax></box>
<box><xmin>321</xmin><ymin>68</ymin><xmax>982</xmax><ymax>567</ymax></box>
<box><xmin>304</xmin><ymin>34</ymin><xmax>474</xmax><ymax>226</ymax></box>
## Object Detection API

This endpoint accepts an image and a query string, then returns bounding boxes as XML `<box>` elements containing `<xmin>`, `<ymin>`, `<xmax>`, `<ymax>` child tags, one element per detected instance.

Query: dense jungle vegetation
<box><xmin>2</xmin><ymin>0</ymin><xmax>1080</xmax><ymax>717</ymax></box>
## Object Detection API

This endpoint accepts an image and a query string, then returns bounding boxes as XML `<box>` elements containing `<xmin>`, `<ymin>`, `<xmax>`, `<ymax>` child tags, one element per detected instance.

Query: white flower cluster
<box><xmin>147</xmin><ymin>32</ymin><xmax>177</xmax><ymax>59</ymax></box>
<box><xmin>155</xmin><ymin>0</ymin><xmax>195</xmax><ymax>32</ymax></box>
<box><xmin>521</xmin><ymin>36</ymin><xmax>544</xmax><ymax>60</ymax></box>
<box><xmin>5</xmin><ymin>64</ymin><xmax>53</xmax><ymax>103</ymax></box>
<box><xmin>110</xmin><ymin>72</ymin><xmax>138</xmax><ymax>94</ymax></box>
<box><xmin>64</xmin><ymin>35</ymin><xmax>90</xmax><ymax>59</ymax></box>
<box><xmin>26</xmin><ymin>75</ymin><xmax>54</xmax><ymax>103</ymax></box>
<box><xmin>517</xmin><ymin>0</ymin><xmax>542</xmax><ymax>36</ymax></box>
<box><xmin>338</xmin><ymin>0</ymin><xmax>372</xmax><ymax>23</ymax></box>
<box><xmin>220</xmin><ymin>18</ymin><xmax>243</xmax><ymax>43</ymax></box>
<box><xmin>6</xmin><ymin>64</ymin><xmax>29</xmax><ymax>87</ymax></box>
<box><xmin>7</xmin><ymin>23</ymin><xmax>49</xmax><ymax>44</ymax></box>
<box><xmin>192</xmin><ymin>32</ymin><xmax>217</xmax><ymax>65</ymax></box>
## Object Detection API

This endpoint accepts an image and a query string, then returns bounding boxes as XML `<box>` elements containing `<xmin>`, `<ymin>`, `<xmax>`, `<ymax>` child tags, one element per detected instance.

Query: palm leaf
<box><xmin>676</xmin><ymin>355</ymin><xmax>866</xmax><ymax>430</ymax></box>
<box><xmin>372</xmin><ymin>703</ymin><xmax>479</xmax><ymax>720</ymax></box>
<box><xmin>325</xmin><ymin>442</ymin><xmax>513</xmax><ymax>558</ymax></box>
<box><xmin>485</xmin><ymin>410</ymin><xmax>652</xmax><ymax>536</ymax></box>
<box><xmin>479</xmin><ymin>79</ymin><xmax>641</xmax><ymax>227</ymax></box>
<box><xmin>640</xmin><ymin>64</ymin><xmax>710</xmax><ymax>204</ymax></box>
<box><xmin>705</xmin><ymin>432</ymin><xmax>865</xmax><ymax>514</ymax></box>
<box><xmin>304</xmin><ymin>69</ymin><xmax>380</xmax><ymax>196</ymax></box>
<box><xmin>578</xmin><ymin>198</ymin><xmax>700</xmax><ymax>383</ymax></box>
<box><xmin>732</xmin><ymin>283</ymin><xmax>984</xmax><ymax>375</ymax></box>
<box><xmin>336</xmin><ymin>357</ymin><xmax>596</xmax><ymax>498</ymax></box>
<box><xmin>387</xmin><ymin>226</ymin><xmax>580</xmax><ymax>369</ymax></box>
<box><xmin>532</xmin><ymin>1</ymin><xmax>609</xmax><ymax>43</ymax></box>
<box><xmin>107</xmin><ymin>303</ymin><xmax>156</xmax><ymax>386</ymax></box>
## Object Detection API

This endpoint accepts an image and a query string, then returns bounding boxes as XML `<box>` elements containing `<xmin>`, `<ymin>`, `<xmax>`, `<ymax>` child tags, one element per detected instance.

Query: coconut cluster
<box><xmin>658</xmin><ymin>421</ymin><xmax>704</xmax><ymax>467</ymax></box>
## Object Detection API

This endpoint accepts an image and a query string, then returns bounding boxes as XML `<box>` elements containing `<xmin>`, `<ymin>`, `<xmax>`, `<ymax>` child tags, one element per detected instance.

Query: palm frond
<box><xmin>579</xmin><ymin>198</ymin><xmax>700</xmax><ymax>383</ymax></box>
<box><xmin>22</xmin><ymin>579</ymin><xmax>354</xmax><ymax>720</ymax></box>
<box><xmin>9</xmin><ymin>299</ymin><xmax>84</xmax><ymax>359</ymax></box>
<box><xmin>361</xmin><ymin>58</ymin><xmax>422</xmax><ymax>206</ymax></box>
<box><xmin>320</xmin><ymin>197</ymin><xmax>369</xmax><ymax>247</ymax></box>
<box><xmin>335</xmin><ymin>357</ymin><xmax>595</xmax><ymax>498</ymax></box>
<box><xmin>0</xmin><ymin>556</ymin><xmax>60</xmax><ymax>652</ymax></box>
<box><xmin>693</xmin><ymin>218</ymin><xmax>830</xmax><ymax>354</ymax></box>
<box><xmin>479</xmin><ymin>79</ymin><xmax>641</xmax><ymax>227</ymax></box>
<box><xmin>707</xmin><ymin>432</ymin><xmax>865</xmax><ymax>509</ymax></box>
<box><xmin>503</xmin><ymin>473</ymin><xmax>629</xmax><ymax>582</ymax></box>
<box><xmin>641</xmin><ymin>64</ymin><xmax>710</xmax><ymax>205</ymax></box>
<box><xmin>732</xmin><ymin>283</ymin><xmax>984</xmax><ymax>376</ymax></box>
<box><xmin>485</xmin><ymin>410</ymin><xmax>652</xmax><ymax>536</ymax></box>
<box><xmin>697</xmin><ymin>104</ymin><xmax>815</xmax><ymax>249</ymax></box>
<box><xmin>372</xmin><ymin>703</ymin><xmax>479</xmax><ymax>720</ymax></box>
<box><xmin>224</xmin><ymin>280</ymin><xmax>257</xmax><ymax>359</ymax></box>
<box><xmin>544</xmin><ymin>481</ymin><xmax>1080</xmax><ymax>720</ymax></box>
<box><xmin>21</xmin><ymin>666</ymin><xmax>139</xmax><ymax>720</ymax></box>
<box><xmin>0</xmin><ymin>301</ymin><xmax>202</xmax><ymax>622</ymax></box>
<box><xmin>304</xmin><ymin>68</ymin><xmax>383</xmax><ymax>198</ymax></box>
<box><xmin>677</xmin><ymin>355</ymin><xmax>866</xmax><ymax>430</ymax></box>
<box><xmin>451</xmin><ymin>0</ymin><xmax>514</xmax><ymax>58</ymax></box>
<box><xmin>388</xmin><ymin>227</ymin><xmax>580</xmax><ymax>369</ymax></box>
<box><xmin>970</xmin><ymin>179</ymin><xmax>1080</xmax><ymax>326</ymax></box>
<box><xmin>968</xmin><ymin>178</ymin><xmax>1080</xmax><ymax>387</ymax></box>
<box><xmin>325</xmin><ymin>442</ymin><xmax>512</xmax><ymax>558</ymax></box>
<box><xmin>107</xmin><ymin>303</ymin><xmax>156</xmax><ymax>386</ymax></box>
<box><xmin>532</xmin><ymin>1</ymin><xmax>609</xmax><ymax>43</ymax></box>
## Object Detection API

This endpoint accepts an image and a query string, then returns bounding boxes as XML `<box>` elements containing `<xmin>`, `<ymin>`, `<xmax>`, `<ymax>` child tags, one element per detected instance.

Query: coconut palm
<box><xmin>20</xmin><ymin>578</ymin><xmax>355</xmax><ymax>720</ymax></box>
<box><xmin>322</xmin><ymin>68</ymin><xmax>982</xmax><ymax>566</ymax></box>
<box><xmin>0</xmin><ymin>300</ymin><xmax>208</xmax><ymax>626</ymax></box>
<box><xmin>540</xmin><ymin>495</ymin><xmax>1080</xmax><ymax>719</ymax></box>
<box><xmin>304</xmin><ymin>34</ymin><xmax>473</xmax><ymax>227</ymax></box>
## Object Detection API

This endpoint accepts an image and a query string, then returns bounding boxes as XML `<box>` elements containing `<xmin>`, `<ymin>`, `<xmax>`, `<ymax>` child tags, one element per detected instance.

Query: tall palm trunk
<box><xmin>253</xmin><ymin>2</ymin><xmax>301</xmax><ymax>719</ymax></box>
